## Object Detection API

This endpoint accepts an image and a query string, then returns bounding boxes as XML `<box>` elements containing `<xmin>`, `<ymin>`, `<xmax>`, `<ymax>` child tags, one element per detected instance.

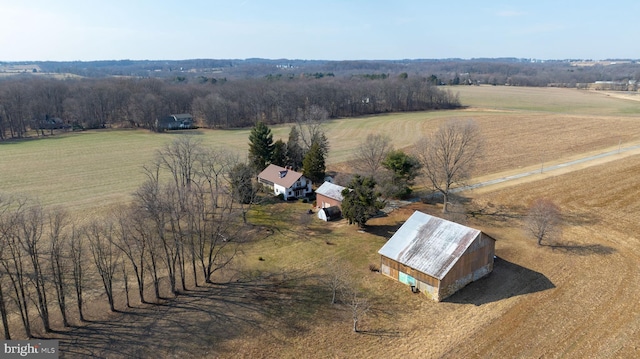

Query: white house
<box><xmin>257</xmin><ymin>164</ymin><xmax>313</xmax><ymax>200</ymax></box>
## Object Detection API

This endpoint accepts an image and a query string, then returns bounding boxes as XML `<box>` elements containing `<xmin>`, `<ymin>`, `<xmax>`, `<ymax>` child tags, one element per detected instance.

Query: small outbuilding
<box><xmin>378</xmin><ymin>211</ymin><xmax>495</xmax><ymax>301</ymax></box>
<box><xmin>317</xmin><ymin>206</ymin><xmax>342</xmax><ymax>221</ymax></box>
<box><xmin>315</xmin><ymin>181</ymin><xmax>346</xmax><ymax>209</ymax></box>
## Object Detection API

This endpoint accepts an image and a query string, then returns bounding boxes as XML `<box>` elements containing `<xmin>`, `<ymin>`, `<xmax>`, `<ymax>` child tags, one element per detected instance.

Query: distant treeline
<box><xmin>4</xmin><ymin>58</ymin><xmax>640</xmax><ymax>85</ymax></box>
<box><xmin>0</xmin><ymin>75</ymin><xmax>459</xmax><ymax>139</ymax></box>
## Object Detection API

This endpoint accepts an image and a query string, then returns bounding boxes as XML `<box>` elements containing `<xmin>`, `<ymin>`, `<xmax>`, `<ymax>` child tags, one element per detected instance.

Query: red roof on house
<box><xmin>257</xmin><ymin>164</ymin><xmax>304</xmax><ymax>188</ymax></box>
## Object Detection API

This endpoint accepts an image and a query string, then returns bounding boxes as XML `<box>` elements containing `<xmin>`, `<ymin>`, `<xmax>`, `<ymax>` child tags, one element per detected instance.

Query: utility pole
<box><xmin>618</xmin><ymin>139</ymin><xmax>621</xmax><ymax>154</ymax></box>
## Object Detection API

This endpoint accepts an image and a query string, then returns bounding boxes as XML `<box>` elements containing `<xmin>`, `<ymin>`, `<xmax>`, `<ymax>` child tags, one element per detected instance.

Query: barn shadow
<box><xmin>444</xmin><ymin>256</ymin><xmax>555</xmax><ymax>306</ymax></box>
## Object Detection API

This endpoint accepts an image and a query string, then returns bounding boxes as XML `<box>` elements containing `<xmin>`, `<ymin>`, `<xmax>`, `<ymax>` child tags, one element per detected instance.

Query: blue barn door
<box><xmin>398</xmin><ymin>272</ymin><xmax>416</xmax><ymax>286</ymax></box>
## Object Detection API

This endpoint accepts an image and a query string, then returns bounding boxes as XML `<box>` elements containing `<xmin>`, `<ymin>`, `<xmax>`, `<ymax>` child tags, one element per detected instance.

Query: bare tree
<box><xmin>0</xmin><ymin>194</ymin><xmax>16</xmax><ymax>339</ymax></box>
<box><xmin>0</xmin><ymin>274</ymin><xmax>9</xmax><ymax>339</ymax></box>
<box><xmin>113</xmin><ymin>206</ymin><xmax>148</xmax><ymax>304</ymax></box>
<box><xmin>0</xmin><ymin>196</ymin><xmax>32</xmax><ymax>337</ymax></box>
<box><xmin>69</xmin><ymin>223</ymin><xmax>85</xmax><ymax>321</ymax></box>
<box><xmin>18</xmin><ymin>203</ymin><xmax>51</xmax><ymax>332</ymax></box>
<box><xmin>157</xmin><ymin>135</ymin><xmax>203</xmax><ymax>195</ymax></box>
<box><xmin>166</xmin><ymin>184</ymin><xmax>188</xmax><ymax>293</ymax></box>
<box><xmin>325</xmin><ymin>259</ymin><xmax>348</xmax><ymax>305</ymax></box>
<box><xmin>442</xmin><ymin>200</ymin><xmax>468</xmax><ymax>225</ymax></box>
<box><xmin>86</xmin><ymin>221</ymin><xmax>119</xmax><ymax>312</ymax></box>
<box><xmin>296</xmin><ymin>105</ymin><xmax>329</xmax><ymax>152</ymax></box>
<box><xmin>48</xmin><ymin>206</ymin><xmax>70</xmax><ymax>327</ymax></box>
<box><xmin>346</xmin><ymin>288</ymin><xmax>370</xmax><ymax>333</ymax></box>
<box><xmin>121</xmin><ymin>260</ymin><xmax>131</xmax><ymax>308</ymax></box>
<box><xmin>156</xmin><ymin>136</ymin><xmax>205</xmax><ymax>293</ymax></box>
<box><xmin>416</xmin><ymin>119</ymin><xmax>483</xmax><ymax>213</ymax></box>
<box><xmin>353</xmin><ymin>133</ymin><xmax>393</xmax><ymax>177</ymax></box>
<box><xmin>525</xmin><ymin>198</ymin><xmax>562</xmax><ymax>245</ymax></box>
<box><xmin>135</xmin><ymin>167</ymin><xmax>180</xmax><ymax>296</ymax></box>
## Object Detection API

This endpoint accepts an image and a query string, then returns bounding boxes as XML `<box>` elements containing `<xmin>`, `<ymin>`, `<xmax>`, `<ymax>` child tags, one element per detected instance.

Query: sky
<box><xmin>1</xmin><ymin>0</ymin><xmax>639</xmax><ymax>62</ymax></box>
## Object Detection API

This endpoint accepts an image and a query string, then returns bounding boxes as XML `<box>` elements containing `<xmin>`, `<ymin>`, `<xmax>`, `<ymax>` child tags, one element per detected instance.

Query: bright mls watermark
<box><xmin>2</xmin><ymin>340</ymin><xmax>58</xmax><ymax>358</ymax></box>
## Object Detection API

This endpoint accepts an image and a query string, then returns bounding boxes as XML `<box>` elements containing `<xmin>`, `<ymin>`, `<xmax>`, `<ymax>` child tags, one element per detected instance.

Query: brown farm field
<box><xmin>1</xmin><ymin>86</ymin><xmax>640</xmax><ymax>358</ymax></box>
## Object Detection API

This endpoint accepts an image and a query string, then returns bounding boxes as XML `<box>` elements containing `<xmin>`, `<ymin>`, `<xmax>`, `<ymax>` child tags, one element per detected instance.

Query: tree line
<box><xmin>0</xmin><ymin>75</ymin><xmax>460</xmax><ymax>140</ymax></box>
<box><xmin>0</xmin><ymin>136</ymin><xmax>253</xmax><ymax>338</ymax></box>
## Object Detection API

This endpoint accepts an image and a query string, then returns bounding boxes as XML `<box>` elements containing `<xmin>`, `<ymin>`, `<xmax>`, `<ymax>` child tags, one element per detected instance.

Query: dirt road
<box><xmin>457</xmin><ymin>141</ymin><xmax>640</xmax><ymax>195</ymax></box>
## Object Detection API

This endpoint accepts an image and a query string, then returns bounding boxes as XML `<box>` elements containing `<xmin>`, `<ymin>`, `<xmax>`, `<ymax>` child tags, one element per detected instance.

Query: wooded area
<box><xmin>0</xmin><ymin>75</ymin><xmax>459</xmax><ymax>140</ymax></box>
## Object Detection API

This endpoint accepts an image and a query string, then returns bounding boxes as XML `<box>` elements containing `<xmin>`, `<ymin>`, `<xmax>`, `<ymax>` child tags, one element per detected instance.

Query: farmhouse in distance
<box><xmin>378</xmin><ymin>211</ymin><xmax>496</xmax><ymax>301</ymax></box>
<box><xmin>156</xmin><ymin>113</ymin><xmax>195</xmax><ymax>131</ymax></box>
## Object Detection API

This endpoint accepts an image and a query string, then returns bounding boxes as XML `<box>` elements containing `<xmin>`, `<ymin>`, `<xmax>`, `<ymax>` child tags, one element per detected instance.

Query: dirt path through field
<box><xmin>459</xmin><ymin>139</ymin><xmax>640</xmax><ymax>195</ymax></box>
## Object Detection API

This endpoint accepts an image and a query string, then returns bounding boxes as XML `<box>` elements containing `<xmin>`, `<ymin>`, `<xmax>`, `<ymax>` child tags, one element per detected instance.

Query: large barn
<box><xmin>378</xmin><ymin>211</ymin><xmax>495</xmax><ymax>301</ymax></box>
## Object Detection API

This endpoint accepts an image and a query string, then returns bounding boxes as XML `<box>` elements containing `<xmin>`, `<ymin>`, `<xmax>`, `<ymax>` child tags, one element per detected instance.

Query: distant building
<box><xmin>156</xmin><ymin>114</ymin><xmax>195</xmax><ymax>131</ymax></box>
<box><xmin>37</xmin><ymin>116</ymin><xmax>67</xmax><ymax>130</ymax></box>
<box><xmin>257</xmin><ymin>164</ymin><xmax>313</xmax><ymax>200</ymax></box>
<box><xmin>378</xmin><ymin>211</ymin><xmax>496</xmax><ymax>301</ymax></box>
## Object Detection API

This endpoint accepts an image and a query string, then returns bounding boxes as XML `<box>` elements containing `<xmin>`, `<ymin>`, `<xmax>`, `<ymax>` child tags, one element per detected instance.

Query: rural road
<box><xmin>453</xmin><ymin>142</ymin><xmax>640</xmax><ymax>194</ymax></box>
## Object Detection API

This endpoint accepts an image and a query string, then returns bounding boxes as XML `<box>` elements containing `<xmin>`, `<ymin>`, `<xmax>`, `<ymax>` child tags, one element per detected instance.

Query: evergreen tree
<box><xmin>229</xmin><ymin>163</ymin><xmax>256</xmax><ymax>204</ymax></box>
<box><xmin>272</xmin><ymin>139</ymin><xmax>287</xmax><ymax>167</ymax></box>
<box><xmin>341</xmin><ymin>175</ymin><xmax>383</xmax><ymax>228</ymax></box>
<box><xmin>381</xmin><ymin>150</ymin><xmax>422</xmax><ymax>199</ymax></box>
<box><xmin>302</xmin><ymin>140</ymin><xmax>326</xmax><ymax>184</ymax></box>
<box><xmin>311</xmin><ymin>131</ymin><xmax>330</xmax><ymax>158</ymax></box>
<box><xmin>286</xmin><ymin>126</ymin><xmax>304</xmax><ymax>170</ymax></box>
<box><xmin>248</xmin><ymin>122</ymin><xmax>274</xmax><ymax>172</ymax></box>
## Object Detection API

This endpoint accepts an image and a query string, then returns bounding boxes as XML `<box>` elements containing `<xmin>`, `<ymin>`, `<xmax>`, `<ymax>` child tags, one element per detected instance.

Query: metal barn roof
<box><xmin>315</xmin><ymin>182</ymin><xmax>346</xmax><ymax>202</ymax></box>
<box><xmin>378</xmin><ymin>211</ymin><xmax>481</xmax><ymax>280</ymax></box>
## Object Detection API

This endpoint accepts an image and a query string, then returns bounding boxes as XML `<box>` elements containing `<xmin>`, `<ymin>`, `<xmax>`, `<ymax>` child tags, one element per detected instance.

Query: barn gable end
<box><xmin>378</xmin><ymin>211</ymin><xmax>495</xmax><ymax>301</ymax></box>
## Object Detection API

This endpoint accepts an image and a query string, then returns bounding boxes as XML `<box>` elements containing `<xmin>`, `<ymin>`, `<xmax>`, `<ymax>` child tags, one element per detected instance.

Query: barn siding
<box><xmin>316</xmin><ymin>194</ymin><xmax>341</xmax><ymax>208</ymax></box>
<box><xmin>381</xmin><ymin>256</ymin><xmax>440</xmax><ymax>287</ymax></box>
<box><xmin>381</xmin><ymin>255</ymin><xmax>442</xmax><ymax>301</ymax></box>
<box><xmin>438</xmin><ymin>234</ymin><xmax>495</xmax><ymax>300</ymax></box>
<box><xmin>416</xmin><ymin>280</ymin><xmax>439</xmax><ymax>300</ymax></box>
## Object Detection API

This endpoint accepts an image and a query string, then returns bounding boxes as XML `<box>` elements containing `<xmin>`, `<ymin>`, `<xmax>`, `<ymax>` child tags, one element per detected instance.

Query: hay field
<box><xmin>2</xmin><ymin>86</ymin><xmax>640</xmax><ymax>357</ymax></box>
<box><xmin>2</xmin><ymin>86</ymin><xmax>640</xmax><ymax>217</ymax></box>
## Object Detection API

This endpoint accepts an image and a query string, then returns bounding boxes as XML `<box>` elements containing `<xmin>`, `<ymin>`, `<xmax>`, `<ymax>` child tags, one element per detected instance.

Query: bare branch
<box><xmin>525</xmin><ymin>198</ymin><xmax>562</xmax><ymax>245</ymax></box>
